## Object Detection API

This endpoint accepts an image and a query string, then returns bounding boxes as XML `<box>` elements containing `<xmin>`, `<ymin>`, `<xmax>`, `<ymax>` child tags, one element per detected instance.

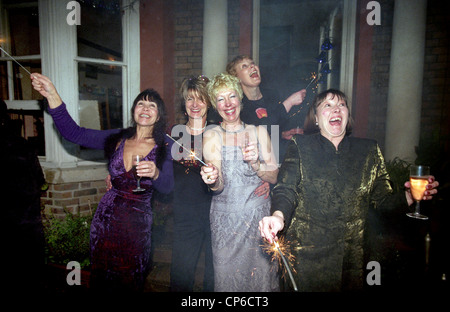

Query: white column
<box><xmin>339</xmin><ymin>0</ymin><xmax>357</xmax><ymax>109</ymax></box>
<box><xmin>252</xmin><ymin>0</ymin><xmax>260</xmax><ymax>64</ymax></box>
<box><xmin>202</xmin><ymin>0</ymin><xmax>228</xmax><ymax>78</ymax></box>
<box><xmin>39</xmin><ymin>0</ymin><xmax>78</xmax><ymax>166</ymax></box>
<box><xmin>122</xmin><ymin>0</ymin><xmax>140</xmax><ymax>126</ymax></box>
<box><xmin>385</xmin><ymin>0</ymin><xmax>427</xmax><ymax>161</ymax></box>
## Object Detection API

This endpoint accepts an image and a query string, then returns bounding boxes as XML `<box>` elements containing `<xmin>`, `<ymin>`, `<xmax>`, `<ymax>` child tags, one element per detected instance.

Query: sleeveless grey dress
<box><xmin>210</xmin><ymin>137</ymin><xmax>279</xmax><ymax>292</ymax></box>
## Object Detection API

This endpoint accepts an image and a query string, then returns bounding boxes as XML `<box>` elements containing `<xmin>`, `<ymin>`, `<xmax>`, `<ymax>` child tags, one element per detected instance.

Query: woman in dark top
<box><xmin>226</xmin><ymin>55</ymin><xmax>307</xmax><ymax>163</ymax></box>
<box><xmin>259</xmin><ymin>89</ymin><xmax>439</xmax><ymax>291</ymax></box>
<box><xmin>169</xmin><ymin>75</ymin><xmax>214</xmax><ymax>291</ymax></box>
<box><xmin>32</xmin><ymin>73</ymin><xmax>174</xmax><ymax>292</ymax></box>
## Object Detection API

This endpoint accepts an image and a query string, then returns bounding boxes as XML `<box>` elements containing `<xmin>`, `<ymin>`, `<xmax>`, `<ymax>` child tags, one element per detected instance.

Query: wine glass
<box><xmin>132</xmin><ymin>155</ymin><xmax>145</xmax><ymax>192</ymax></box>
<box><xmin>406</xmin><ymin>165</ymin><xmax>430</xmax><ymax>220</ymax></box>
<box><xmin>241</xmin><ymin>132</ymin><xmax>256</xmax><ymax>176</ymax></box>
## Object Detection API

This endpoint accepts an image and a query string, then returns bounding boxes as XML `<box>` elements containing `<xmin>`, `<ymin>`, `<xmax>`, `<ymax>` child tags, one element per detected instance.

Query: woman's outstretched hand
<box><xmin>31</xmin><ymin>73</ymin><xmax>63</xmax><ymax>108</ymax></box>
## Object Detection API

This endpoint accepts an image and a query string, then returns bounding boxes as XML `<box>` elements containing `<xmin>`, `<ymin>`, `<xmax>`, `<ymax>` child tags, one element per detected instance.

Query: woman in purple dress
<box><xmin>32</xmin><ymin>73</ymin><xmax>174</xmax><ymax>291</ymax></box>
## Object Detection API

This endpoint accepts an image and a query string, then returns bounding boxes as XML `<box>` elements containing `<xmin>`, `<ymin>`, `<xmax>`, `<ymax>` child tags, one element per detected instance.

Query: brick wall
<box><xmin>41</xmin><ymin>180</ymin><xmax>106</xmax><ymax>218</ymax></box>
<box><xmin>421</xmin><ymin>0</ymin><xmax>450</xmax><ymax>148</ymax></box>
<box><xmin>173</xmin><ymin>0</ymin><xmax>241</xmax><ymax>124</ymax></box>
<box><xmin>41</xmin><ymin>166</ymin><xmax>108</xmax><ymax>218</ymax></box>
<box><xmin>367</xmin><ymin>0</ymin><xmax>450</xmax><ymax>156</ymax></box>
<box><xmin>227</xmin><ymin>0</ymin><xmax>240</xmax><ymax>61</ymax></box>
<box><xmin>173</xmin><ymin>0</ymin><xmax>205</xmax><ymax>123</ymax></box>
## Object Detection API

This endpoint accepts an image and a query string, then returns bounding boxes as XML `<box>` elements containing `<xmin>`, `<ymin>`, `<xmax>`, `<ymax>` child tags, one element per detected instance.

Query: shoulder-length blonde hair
<box><xmin>206</xmin><ymin>72</ymin><xmax>243</xmax><ymax>110</ymax></box>
<box><xmin>303</xmin><ymin>89</ymin><xmax>353</xmax><ymax>135</ymax></box>
<box><xmin>179</xmin><ymin>75</ymin><xmax>211</xmax><ymax>118</ymax></box>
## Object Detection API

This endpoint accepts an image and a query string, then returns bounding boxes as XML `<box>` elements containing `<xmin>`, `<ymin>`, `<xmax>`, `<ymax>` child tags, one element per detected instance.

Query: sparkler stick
<box><xmin>304</xmin><ymin>55</ymin><xmax>333</xmax><ymax>91</ymax></box>
<box><xmin>288</xmin><ymin>72</ymin><xmax>315</xmax><ymax>118</ymax></box>
<box><xmin>165</xmin><ymin>133</ymin><xmax>207</xmax><ymax>166</ymax></box>
<box><xmin>274</xmin><ymin>241</ymin><xmax>298</xmax><ymax>291</ymax></box>
<box><xmin>305</xmin><ymin>74</ymin><xmax>318</xmax><ymax>90</ymax></box>
<box><xmin>0</xmin><ymin>46</ymin><xmax>34</xmax><ymax>77</ymax></box>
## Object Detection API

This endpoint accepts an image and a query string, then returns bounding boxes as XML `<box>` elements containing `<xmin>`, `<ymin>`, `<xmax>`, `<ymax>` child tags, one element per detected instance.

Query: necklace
<box><xmin>220</xmin><ymin>121</ymin><xmax>245</xmax><ymax>133</ymax></box>
<box><xmin>186</xmin><ymin>121</ymin><xmax>207</xmax><ymax>131</ymax></box>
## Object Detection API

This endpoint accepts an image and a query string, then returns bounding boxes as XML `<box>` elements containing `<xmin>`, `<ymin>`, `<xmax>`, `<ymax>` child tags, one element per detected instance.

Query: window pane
<box><xmin>78</xmin><ymin>62</ymin><xmax>123</xmax><ymax>160</ymax></box>
<box><xmin>260</xmin><ymin>0</ymin><xmax>343</xmax><ymax>97</ymax></box>
<box><xmin>6</xmin><ymin>3</ymin><xmax>40</xmax><ymax>56</ymax></box>
<box><xmin>259</xmin><ymin>0</ymin><xmax>343</xmax><ymax>129</ymax></box>
<box><xmin>77</xmin><ymin>0</ymin><xmax>123</xmax><ymax>62</ymax></box>
<box><xmin>1</xmin><ymin>1</ymin><xmax>43</xmax><ymax>156</ymax></box>
<box><xmin>0</xmin><ymin>60</ymin><xmax>42</xmax><ymax>100</ymax></box>
<box><xmin>1</xmin><ymin>1</ymin><xmax>42</xmax><ymax>101</ymax></box>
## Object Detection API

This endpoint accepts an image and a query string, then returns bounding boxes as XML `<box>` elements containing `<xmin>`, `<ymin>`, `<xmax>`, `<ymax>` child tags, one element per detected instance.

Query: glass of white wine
<box><xmin>132</xmin><ymin>155</ymin><xmax>145</xmax><ymax>192</ymax></box>
<box><xmin>406</xmin><ymin>165</ymin><xmax>430</xmax><ymax>220</ymax></box>
<box><xmin>241</xmin><ymin>132</ymin><xmax>256</xmax><ymax>176</ymax></box>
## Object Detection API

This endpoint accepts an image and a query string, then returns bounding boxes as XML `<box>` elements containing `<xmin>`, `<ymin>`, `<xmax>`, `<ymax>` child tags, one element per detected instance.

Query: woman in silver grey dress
<box><xmin>200</xmin><ymin>73</ymin><xmax>279</xmax><ymax>292</ymax></box>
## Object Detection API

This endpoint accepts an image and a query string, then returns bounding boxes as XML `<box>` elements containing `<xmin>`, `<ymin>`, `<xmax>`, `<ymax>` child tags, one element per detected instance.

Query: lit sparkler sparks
<box><xmin>262</xmin><ymin>237</ymin><xmax>298</xmax><ymax>291</ymax></box>
<box><xmin>305</xmin><ymin>72</ymin><xmax>318</xmax><ymax>90</ymax></box>
<box><xmin>275</xmin><ymin>241</ymin><xmax>298</xmax><ymax>291</ymax></box>
<box><xmin>0</xmin><ymin>46</ymin><xmax>34</xmax><ymax>77</ymax></box>
<box><xmin>189</xmin><ymin>149</ymin><xmax>197</xmax><ymax>162</ymax></box>
<box><xmin>166</xmin><ymin>133</ymin><xmax>207</xmax><ymax>166</ymax></box>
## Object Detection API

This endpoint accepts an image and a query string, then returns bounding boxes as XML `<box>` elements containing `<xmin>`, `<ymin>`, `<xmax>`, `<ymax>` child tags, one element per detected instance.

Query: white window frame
<box><xmin>37</xmin><ymin>0</ymin><xmax>140</xmax><ymax>168</ymax></box>
<box><xmin>0</xmin><ymin>1</ymin><xmax>42</xmax><ymax>114</ymax></box>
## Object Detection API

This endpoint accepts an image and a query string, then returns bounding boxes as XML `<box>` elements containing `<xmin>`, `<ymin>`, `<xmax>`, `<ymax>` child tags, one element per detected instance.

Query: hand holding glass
<box><xmin>132</xmin><ymin>155</ymin><xmax>145</xmax><ymax>192</ymax></box>
<box><xmin>407</xmin><ymin>165</ymin><xmax>430</xmax><ymax>220</ymax></box>
<box><xmin>241</xmin><ymin>132</ymin><xmax>257</xmax><ymax>176</ymax></box>
<box><xmin>241</xmin><ymin>132</ymin><xmax>250</xmax><ymax>158</ymax></box>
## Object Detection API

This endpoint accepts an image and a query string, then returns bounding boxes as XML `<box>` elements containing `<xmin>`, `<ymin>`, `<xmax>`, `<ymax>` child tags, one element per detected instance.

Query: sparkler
<box><xmin>0</xmin><ymin>46</ymin><xmax>35</xmax><ymax>78</ymax></box>
<box><xmin>165</xmin><ymin>133</ymin><xmax>207</xmax><ymax>166</ymax></box>
<box><xmin>274</xmin><ymin>241</ymin><xmax>298</xmax><ymax>291</ymax></box>
<box><xmin>304</xmin><ymin>54</ymin><xmax>333</xmax><ymax>91</ymax></box>
<box><xmin>304</xmin><ymin>72</ymin><xmax>318</xmax><ymax>90</ymax></box>
<box><xmin>262</xmin><ymin>237</ymin><xmax>298</xmax><ymax>291</ymax></box>
<box><xmin>287</xmin><ymin>72</ymin><xmax>316</xmax><ymax>118</ymax></box>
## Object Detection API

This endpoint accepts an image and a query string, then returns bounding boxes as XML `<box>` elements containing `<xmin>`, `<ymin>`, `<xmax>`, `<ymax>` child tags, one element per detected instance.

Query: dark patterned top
<box><xmin>271</xmin><ymin>133</ymin><xmax>408</xmax><ymax>291</ymax></box>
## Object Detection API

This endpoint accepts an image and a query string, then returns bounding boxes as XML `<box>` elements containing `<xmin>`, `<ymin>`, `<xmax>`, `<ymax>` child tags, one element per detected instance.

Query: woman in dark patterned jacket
<box><xmin>259</xmin><ymin>89</ymin><xmax>439</xmax><ymax>291</ymax></box>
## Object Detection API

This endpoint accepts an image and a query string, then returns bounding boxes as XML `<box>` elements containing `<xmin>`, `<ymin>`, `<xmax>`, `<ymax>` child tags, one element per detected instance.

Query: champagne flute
<box><xmin>406</xmin><ymin>165</ymin><xmax>430</xmax><ymax>220</ymax></box>
<box><xmin>132</xmin><ymin>155</ymin><xmax>145</xmax><ymax>192</ymax></box>
<box><xmin>241</xmin><ymin>132</ymin><xmax>256</xmax><ymax>176</ymax></box>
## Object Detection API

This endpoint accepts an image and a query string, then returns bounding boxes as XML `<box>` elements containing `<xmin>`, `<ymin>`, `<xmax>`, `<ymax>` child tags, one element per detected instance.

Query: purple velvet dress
<box><xmin>90</xmin><ymin>139</ymin><xmax>157</xmax><ymax>291</ymax></box>
<box><xmin>48</xmin><ymin>103</ymin><xmax>174</xmax><ymax>291</ymax></box>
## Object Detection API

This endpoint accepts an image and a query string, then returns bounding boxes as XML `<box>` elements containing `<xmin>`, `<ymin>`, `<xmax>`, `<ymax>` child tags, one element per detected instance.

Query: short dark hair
<box><xmin>303</xmin><ymin>89</ymin><xmax>353</xmax><ymax>135</ymax></box>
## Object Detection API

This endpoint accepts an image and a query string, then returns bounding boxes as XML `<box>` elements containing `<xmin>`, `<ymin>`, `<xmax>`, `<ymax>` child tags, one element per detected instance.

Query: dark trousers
<box><xmin>170</xmin><ymin>201</ymin><xmax>214</xmax><ymax>292</ymax></box>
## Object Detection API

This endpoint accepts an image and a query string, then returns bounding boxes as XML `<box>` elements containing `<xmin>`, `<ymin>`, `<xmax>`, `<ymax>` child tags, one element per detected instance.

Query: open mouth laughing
<box><xmin>250</xmin><ymin>69</ymin><xmax>259</xmax><ymax>78</ymax></box>
<box><xmin>329</xmin><ymin>116</ymin><xmax>342</xmax><ymax>126</ymax></box>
